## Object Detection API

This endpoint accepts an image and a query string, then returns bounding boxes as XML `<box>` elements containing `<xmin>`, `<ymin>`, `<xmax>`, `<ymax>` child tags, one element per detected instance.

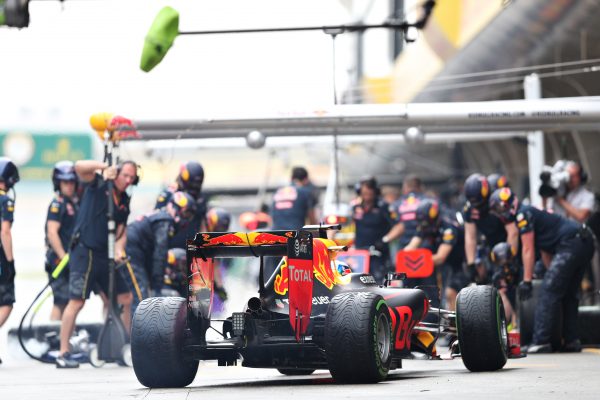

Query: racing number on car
<box><xmin>389</xmin><ymin>306</ymin><xmax>417</xmax><ymax>350</ymax></box>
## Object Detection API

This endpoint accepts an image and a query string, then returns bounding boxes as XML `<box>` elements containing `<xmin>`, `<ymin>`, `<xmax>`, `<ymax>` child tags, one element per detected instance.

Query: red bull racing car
<box><xmin>130</xmin><ymin>224</ymin><xmax>509</xmax><ymax>388</ymax></box>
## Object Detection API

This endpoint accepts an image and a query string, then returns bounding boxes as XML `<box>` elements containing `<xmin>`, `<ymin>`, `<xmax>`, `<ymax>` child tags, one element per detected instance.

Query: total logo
<box><xmin>289</xmin><ymin>265</ymin><xmax>312</xmax><ymax>282</ymax></box>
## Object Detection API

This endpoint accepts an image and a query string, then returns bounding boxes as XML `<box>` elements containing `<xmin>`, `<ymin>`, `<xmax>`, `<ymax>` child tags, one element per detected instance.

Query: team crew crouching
<box><xmin>490</xmin><ymin>187</ymin><xmax>595</xmax><ymax>353</ymax></box>
<box><xmin>155</xmin><ymin>161</ymin><xmax>208</xmax><ymax>249</ymax></box>
<box><xmin>45</xmin><ymin>161</ymin><xmax>79</xmax><ymax>321</ymax></box>
<box><xmin>125</xmin><ymin>191</ymin><xmax>196</xmax><ymax>315</ymax></box>
<box><xmin>56</xmin><ymin>160</ymin><xmax>138</xmax><ymax>368</ymax></box>
<box><xmin>405</xmin><ymin>199</ymin><xmax>466</xmax><ymax>310</ymax></box>
<box><xmin>0</xmin><ymin>158</ymin><xmax>19</xmax><ymax>364</ymax></box>
<box><xmin>462</xmin><ymin>173</ymin><xmax>518</xmax><ymax>283</ymax></box>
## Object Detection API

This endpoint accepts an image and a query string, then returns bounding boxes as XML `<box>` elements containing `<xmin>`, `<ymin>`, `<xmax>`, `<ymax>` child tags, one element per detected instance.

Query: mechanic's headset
<box><xmin>355</xmin><ymin>176</ymin><xmax>380</xmax><ymax>197</ymax></box>
<box><xmin>116</xmin><ymin>160</ymin><xmax>140</xmax><ymax>186</ymax></box>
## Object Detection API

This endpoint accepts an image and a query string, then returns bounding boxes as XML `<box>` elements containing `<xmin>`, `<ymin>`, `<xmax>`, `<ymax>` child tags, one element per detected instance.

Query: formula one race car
<box><xmin>130</xmin><ymin>225</ymin><xmax>509</xmax><ymax>388</ymax></box>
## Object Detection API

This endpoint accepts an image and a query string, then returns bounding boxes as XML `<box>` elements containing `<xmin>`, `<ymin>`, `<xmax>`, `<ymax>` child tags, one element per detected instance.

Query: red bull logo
<box><xmin>274</xmin><ymin>258</ymin><xmax>289</xmax><ymax>295</ymax></box>
<box><xmin>250</xmin><ymin>231</ymin><xmax>293</xmax><ymax>245</ymax></box>
<box><xmin>180</xmin><ymin>164</ymin><xmax>190</xmax><ymax>181</ymax></box>
<box><xmin>497</xmin><ymin>175</ymin><xmax>507</xmax><ymax>188</ymax></box>
<box><xmin>499</xmin><ymin>187</ymin><xmax>511</xmax><ymax>201</ymax></box>
<box><xmin>481</xmin><ymin>178</ymin><xmax>489</xmax><ymax>198</ymax></box>
<box><xmin>429</xmin><ymin>202</ymin><xmax>439</xmax><ymax>219</ymax></box>
<box><xmin>202</xmin><ymin>233</ymin><xmax>248</xmax><ymax>246</ymax></box>
<box><xmin>312</xmin><ymin>239</ymin><xmax>336</xmax><ymax>290</ymax></box>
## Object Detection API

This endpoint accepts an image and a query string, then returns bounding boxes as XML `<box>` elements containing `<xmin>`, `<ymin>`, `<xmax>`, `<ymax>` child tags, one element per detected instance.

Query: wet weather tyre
<box><xmin>456</xmin><ymin>285</ymin><xmax>508</xmax><ymax>372</ymax></box>
<box><xmin>131</xmin><ymin>297</ymin><xmax>199</xmax><ymax>388</ymax></box>
<box><xmin>277</xmin><ymin>368</ymin><xmax>315</xmax><ymax>376</ymax></box>
<box><xmin>325</xmin><ymin>292</ymin><xmax>392</xmax><ymax>383</ymax></box>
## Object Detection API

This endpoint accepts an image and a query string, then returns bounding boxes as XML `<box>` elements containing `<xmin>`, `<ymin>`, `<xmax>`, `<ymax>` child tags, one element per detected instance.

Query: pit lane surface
<box><xmin>1</xmin><ymin>350</ymin><xmax>599</xmax><ymax>400</ymax></box>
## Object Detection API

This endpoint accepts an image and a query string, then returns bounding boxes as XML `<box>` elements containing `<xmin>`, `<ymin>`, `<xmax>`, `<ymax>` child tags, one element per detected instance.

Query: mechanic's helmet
<box><xmin>52</xmin><ymin>160</ymin><xmax>77</xmax><ymax>192</ymax></box>
<box><xmin>489</xmin><ymin>187</ymin><xmax>519</xmax><ymax>222</ymax></box>
<box><xmin>167</xmin><ymin>248</ymin><xmax>187</xmax><ymax>272</ymax></box>
<box><xmin>176</xmin><ymin>161</ymin><xmax>204</xmax><ymax>196</ymax></box>
<box><xmin>487</xmin><ymin>173</ymin><xmax>509</xmax><ymax>192</ymax></box>
<box><xmin>415</xmin><ymin>199</ymin><xmax>440</xmax><ymax>233</ymax></box>
<box><xmin>332</xmin><ymin>259</ymin><xmax>352</xmax><ymax>276</ymax></box>
<box><xmin>206</xmin><ymin>207</ymin><xmax>232</xmax><ymax>232</ymax></box>
<box><xmin>0</xmin><ymin>157</ymin><xmax>20</xmax><ymax>190</ymax></box>
<box><xmin>464</xmin><ymin>173</ymin><xmax>490</xmax><ymax>209</ymax></box>
<box><xmin>169</xmin><ymin>191</ymin><xmax>197</xmax><ymax>221</ymax></box>
<box><xmin>490</xmin><ymin>242</ymin><xmax>515</xmax><ymax>265</ymax></box>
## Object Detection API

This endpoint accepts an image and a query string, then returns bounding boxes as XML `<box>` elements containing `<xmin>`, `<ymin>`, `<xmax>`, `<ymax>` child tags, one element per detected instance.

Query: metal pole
<box><xmin>524</xmin><ymin>73</ymin><xmax>545</xmax><ymax>207</ymax></box>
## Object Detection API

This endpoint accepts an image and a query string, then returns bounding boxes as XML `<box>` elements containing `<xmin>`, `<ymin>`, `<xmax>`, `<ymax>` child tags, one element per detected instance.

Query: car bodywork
<box><xmin>131</xmin><ymin>224</ymin><xmax>509</xmax><ymax>387</ymax></box>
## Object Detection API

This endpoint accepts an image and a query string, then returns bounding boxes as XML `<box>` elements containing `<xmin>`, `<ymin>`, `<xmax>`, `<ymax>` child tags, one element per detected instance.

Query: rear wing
<box><xmin>186</xmin><ymin>224</ymin><xmax>341</xmax><ymax>341</ymax></box>
<box><xmin>186</xmin><ymin>224</ymin><xmax>342</xmax><ymax>259</ymax></box>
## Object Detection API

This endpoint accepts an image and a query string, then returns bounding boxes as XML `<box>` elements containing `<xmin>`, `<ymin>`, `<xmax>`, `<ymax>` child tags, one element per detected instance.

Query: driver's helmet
<box><xmin>332</xmin><ymin>259</ymin><xmax>352</xmax><ymax>276</ymax></box>
<box><xmin>52</xmin><ymin>160</ymin><xmax>77</xmax><ymax>192</ymax></box>
<box><xmin>489</xmin><ymin>187</ymin><xmax>519</xmax><ymax>223</ymax></box>
<box><xmin>0</xmin><ymin>157</ymin><xmax>20</xmax><ymax>189</ymax></box>
<box><xmin>176</xmin><ymin>161</ymin><xmax>204</xmax><ymax>196</ymax></box>
<box><xmin>487</xmin><ymin>173</ymin><xmax>509</xmax><ymax>193</ymax></box>
<box><xmin>169</xmin><ymin>191</ymin><xmax>197</xmax><ymax>221</ymax></box>
<box><xmin>464</xmin><ymin>173</ymin><xmax>490</xmax><ymax>209</ymax></box>
<box><xmin>415</xmin><ymin>199</ymin><xmax>440</xmax><ymax>234</ymax></box>
<box><xmin>206</xmin><ymin>207</ymin><xmax>232</xmax><ymax>232</ymax></box>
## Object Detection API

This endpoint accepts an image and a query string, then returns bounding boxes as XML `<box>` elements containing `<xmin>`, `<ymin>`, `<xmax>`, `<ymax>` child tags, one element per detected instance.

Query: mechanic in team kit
<box><xmin>125</xmin><ymin>191</ymin><xmax>196</xmax><ymax>315</ymax></box>
<box><xmin>487</xmin><ymin>173</ymin><xmax>510</xmax><ymax>193</ymax></box>
<box><xmin>405</xmin><ymin>199</ymin><xmax>466</xmax><ymax>311</ymax></box>
<box><xmin>490</xmin><ymin>187</ymin><xmax>595</xmax><ymax>353</ymax></box>
<box><xmin>0</xmin><ymin>158</ymin><xmax>19</xmax><ymax>365</ymax></box>
<box><xmin>267</xmin><ymin>166</ymin><xmax>318</xmax><ymax>276</ymax></box>
<box><xmin>386</xmin><ymin>174</ymin><xmax>428</xmax><ymax>250</ymax></box>
<box><xmin>462</xmin><ymin>173</ymin><xmax>518</xmax><ymax>283</ymax></box>
<box><xmin>350</xmin><ymin>176</ymin><xmax>395</xmax><ymax>283</ymax></box>
<box><xmin>206</xmin><ymin>207</ymin><xmax>233</xmax><ymax>314</ymax></box>
<box><xmin>162</xmin><ymin>248</ymin><xmax>187</xmax><ymax>297</ymax></box>
<box><xmin>44</xmin><ymin>161</ymin><xmax>79</xmax><ymax>321</ymax></box>
<box><xmin>56</xmin><ymin>160</ymin><xmax>138</xmax><ymax>368</ymax></box>
<box><xmin>155</xmin><ymin>161</ymin><xmax>208</xmax><ymax>248</ymax></box>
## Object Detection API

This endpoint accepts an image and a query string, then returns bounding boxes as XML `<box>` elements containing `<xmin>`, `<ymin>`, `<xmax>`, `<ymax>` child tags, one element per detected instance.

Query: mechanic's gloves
<box><xmin>373</xmin><ymin>239</ymin><xmax>387</xmax><ymax>253</ymax></box>
<box><xmin>518</xmin><ymin>280</ymin><xmax>533</xmax><ymax>301</ymax></box>
<box><xmin>464</xmin><ymin>263</ymin><xmax>478</xmax><ymax>283</ymax></box>
<box><xmin>0</xmin><ymin>260</ymin><xmax>15</xmax><ymax>284</ymax></box>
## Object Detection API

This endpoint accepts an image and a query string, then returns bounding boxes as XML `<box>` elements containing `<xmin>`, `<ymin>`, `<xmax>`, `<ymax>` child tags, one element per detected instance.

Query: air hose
<box><xmin>17</xmin><ymin>255</ymin><xmax>69</xmax><ymax>363</ymax></box>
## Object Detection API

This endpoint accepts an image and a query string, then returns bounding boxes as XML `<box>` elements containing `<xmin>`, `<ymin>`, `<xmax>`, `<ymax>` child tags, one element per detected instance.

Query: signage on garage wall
<box><xmin>0</xmin><ymin>131</ymin><xmax>93</xmax><ymax>180</ymax></box>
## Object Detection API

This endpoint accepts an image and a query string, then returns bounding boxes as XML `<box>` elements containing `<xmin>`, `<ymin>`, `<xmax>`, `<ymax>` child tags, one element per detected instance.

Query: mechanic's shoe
<box><xmin>56</xmin><ymin>352</ymin><xmax>80</xmax><ymax>368</ymax></box>
<box><xmin>527</xmin><ymin>343</ymin><xmax>553</xmax><ymax>354</ymax></box>
<box><xmin>561</xmin><ymin>339</ymin><xmax>582</xmax><ymax>353</ymax></box>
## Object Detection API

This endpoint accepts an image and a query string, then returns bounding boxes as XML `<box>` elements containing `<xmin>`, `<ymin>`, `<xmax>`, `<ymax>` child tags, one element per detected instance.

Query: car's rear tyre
<box><xmin>277</xmin><ymin>368</ymin><xmax>315</xmax><ymax>376</ymax></box>
<box><xmin>325</xmin><ymin>292</ymin><xmax>392</xmax><ymax>383</ymax></box>
<box><xmin>131</xmin><ymin>297</ymin><xmax>199</xmax><ymax>388</ymax></box>
<box><xmin>518</xmin><ymin>279</ymin><xmax>562</xmax><ymax>349</ymax></box>
<box><xmin>456</xmin><ymin>285</ymin><xmax>507</xmax><ymax>372</ymax></box>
